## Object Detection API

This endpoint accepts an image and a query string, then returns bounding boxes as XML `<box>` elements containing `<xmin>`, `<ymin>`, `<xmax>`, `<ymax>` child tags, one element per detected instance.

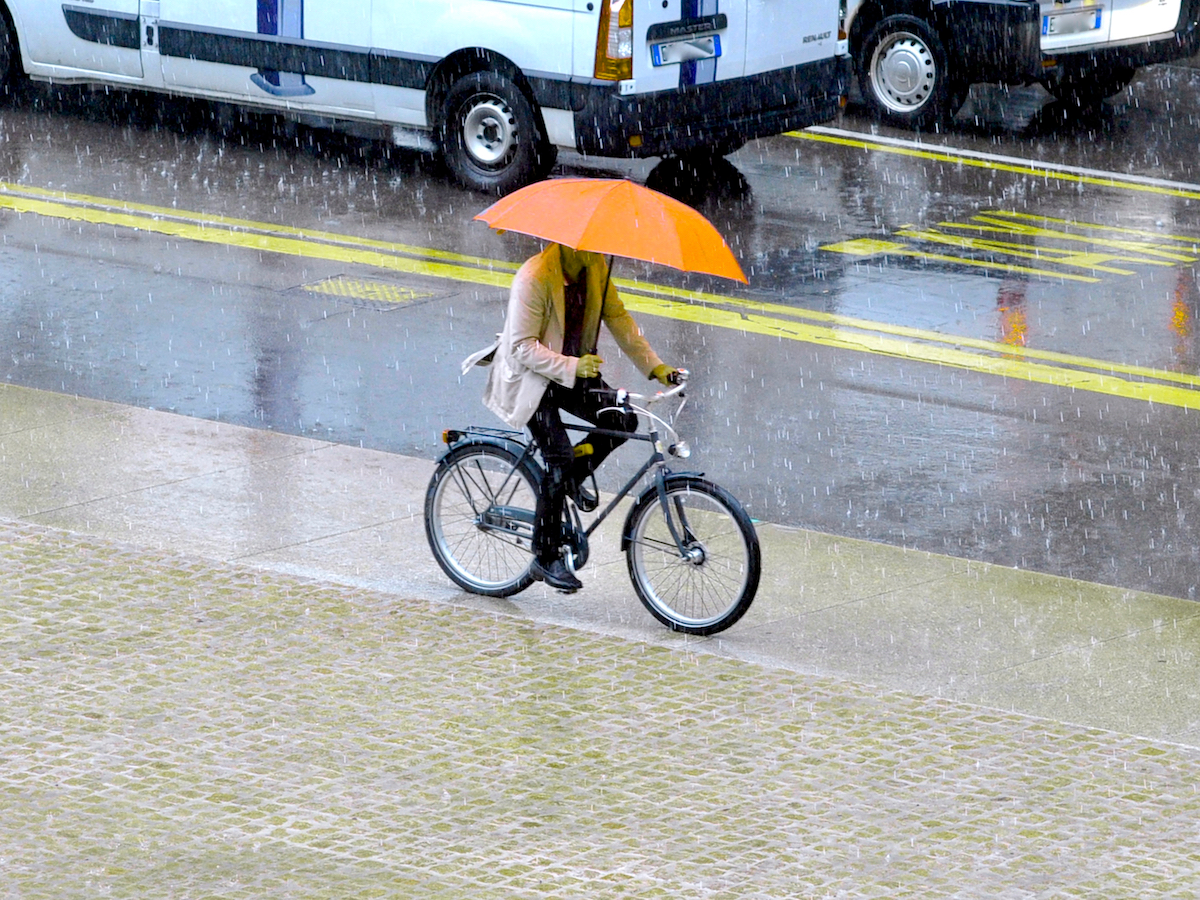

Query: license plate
<box><xmin>651</xmin><ymin>35</ymin><xmax>721</xmax><ymax>66</ymax></box>
<box><xmin>1043</xmin><ymin>7</ymin><xmax>1102</xmax><ymax>35</ymax></box>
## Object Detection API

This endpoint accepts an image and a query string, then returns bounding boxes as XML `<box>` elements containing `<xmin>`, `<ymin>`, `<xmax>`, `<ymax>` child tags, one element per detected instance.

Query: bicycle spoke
<box><xmin>627</xmin><ymin>535</ymin><xmax>684</xmax><ymax>555</ymax></box>
<box><xmin>450</xmin><ymin>459</ymin><xmax>496</xmax><ymax>516</ymax></box>
<box><xmin>497</xmin><ymin>471</ymin><xmax>526</xmax><ymax>507</ymax></box>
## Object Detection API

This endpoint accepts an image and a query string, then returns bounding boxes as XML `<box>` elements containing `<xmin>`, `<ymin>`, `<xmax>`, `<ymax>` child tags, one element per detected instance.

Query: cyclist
<box><xmin>469</xmin><ymin>243</ymin><xmax>677</xmax><ymax>592</ymax></box>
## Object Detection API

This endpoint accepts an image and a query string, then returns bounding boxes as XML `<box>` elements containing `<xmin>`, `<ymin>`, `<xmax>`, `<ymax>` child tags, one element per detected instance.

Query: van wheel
<box><xmin>440</xmin><ymin>71</ymin><xmax>555</xmax><ymax>195</ymax></box>
<box><xmin>1047</xmin><ymin>65</ymin><xmax>1136</xmax><ymax>109</ymax></box>
<box><xmin>858</xmin><ymin>15</ymin><xmax>963</xmax><ymax>130</ymax></box>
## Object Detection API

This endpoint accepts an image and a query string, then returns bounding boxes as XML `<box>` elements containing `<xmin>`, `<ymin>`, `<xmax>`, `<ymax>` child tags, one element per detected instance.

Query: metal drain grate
<box><xmin>302</xmin><ymin>276</ymin><xmax>435</xmax><ymax>309</ymax></box>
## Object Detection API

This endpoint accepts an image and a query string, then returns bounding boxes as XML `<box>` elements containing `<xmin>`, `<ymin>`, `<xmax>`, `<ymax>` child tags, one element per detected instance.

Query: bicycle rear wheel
<box><xmin>625</xmin><ymin>476</ymin><xmax>761</xmax><ymax>635</ymax></box>
<box><xmin>425</xmin><ymin>442</ymin><xmax>540</xmax><ymax>597</ymax></box>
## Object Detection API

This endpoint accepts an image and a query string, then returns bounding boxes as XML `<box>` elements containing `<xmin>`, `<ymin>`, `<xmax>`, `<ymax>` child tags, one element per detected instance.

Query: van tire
<box><xmin>858</xmin><ymin>15</ymin><xmax>962</xmax><ymax>130</ymax></box>
<box><xmin>440</xmin><ymin>70</ymin><xmax>554</xmax><ymax>195</ymax></box>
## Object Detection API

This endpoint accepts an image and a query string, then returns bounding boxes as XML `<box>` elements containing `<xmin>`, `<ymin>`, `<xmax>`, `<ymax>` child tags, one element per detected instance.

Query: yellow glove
<box><xmin>650</xmin><ymin>363</ymin><xmax>677</xmax><ymax>386</ymax></box>
<box><xmin>576</xmin><ymin>354</ymin><xmax>604</xmax><ymax>379</ymax></box>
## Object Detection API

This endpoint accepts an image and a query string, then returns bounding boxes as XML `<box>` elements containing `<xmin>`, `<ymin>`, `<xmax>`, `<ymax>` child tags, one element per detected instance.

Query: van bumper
<box><xmin>567</xmin><ymin>56</ymin><xmax>849</xmax><ymax>158</ymax></box>
<box><xmin>1044</xmin><ymin>0</ymin><xmax>1200</xmax><ymax>71</ymax></box>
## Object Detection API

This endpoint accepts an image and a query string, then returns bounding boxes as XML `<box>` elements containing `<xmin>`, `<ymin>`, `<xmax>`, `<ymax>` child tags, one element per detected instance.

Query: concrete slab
<box><xmin>0</xmin><ymin>384</ymin><xmax>333</xmax><ymax>520</ymax></box>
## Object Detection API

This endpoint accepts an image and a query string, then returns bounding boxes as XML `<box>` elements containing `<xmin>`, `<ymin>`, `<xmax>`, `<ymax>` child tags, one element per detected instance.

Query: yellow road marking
<box><xmin>2</xmin><ymin>183</ymin><xmax>1197</xmax><ymax>410</ymax></box>
<box><xmin>823</xmin><ymin>209</ymin><xmax>1199</xmax><ymax>282</ymax></box>
<box><xmin>0</xmin><ymin>191</ymin><xmax>515</xmax><ymax>288</ymax></box>
<box><xmin>791</xmin><ymin>129</ymin><xmax>1200</xmax><ymax>202</ymax></box>
<box><xmin>822</xmin><ymin>236</ymin><xmax>1103</xmax><ymax>282</ymax></box>
<box><xmin>961</xmin><ymin>212</ymin><xmax>1199</xmax><ymax>262</ymax></box>
<box><xmin>998</xmin><ymin>209</ymin><xmax>1200</xmax><ymax>246</ymax></box>
<box><xmin>621</xmin><ymin>293</ymin><xmax>1200</xmax><ymax>410</ymax></box>
<box><xmin>823</xmin><ymin>238</ymin><xmax>907</xmax><ymax>255</ymax></box>
<box><xmin>0</xmin><ymin>181</ymin><xmax>520</xmax><ymax>273</ymax></box>
<box><xmin>893</xmin><ymin>227</ymin><xmax>1145</xmax><ymax>276</ymax></box>
<box><xmin>662</xmin><ymin>291</ymin><xmax>1200</xmax><ymax>389</ymax></box>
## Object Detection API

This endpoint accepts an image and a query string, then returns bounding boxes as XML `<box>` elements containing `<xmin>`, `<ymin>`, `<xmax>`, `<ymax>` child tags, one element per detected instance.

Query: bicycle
<box><xmin>424</xmin><ymin>370</ymin><xmax>762</xmax><ymax>635</ymax></box>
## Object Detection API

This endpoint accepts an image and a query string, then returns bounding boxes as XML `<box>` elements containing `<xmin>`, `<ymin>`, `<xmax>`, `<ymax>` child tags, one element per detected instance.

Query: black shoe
<box><xmin>530</xmin><ymin>558</ymin><xmax>583</xmax><ymax>593</ymax></box>
<box><xmin>570</xmin><ymin>477</ymin><xmax>599</xmax><ymax>513</ymax></box>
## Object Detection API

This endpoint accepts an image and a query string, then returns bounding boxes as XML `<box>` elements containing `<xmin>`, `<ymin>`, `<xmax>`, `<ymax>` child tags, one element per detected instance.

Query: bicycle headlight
<box><xmin>670</xmin><ymin>441</ymin><xmax>691</xmax><ymax>459</ymax></box>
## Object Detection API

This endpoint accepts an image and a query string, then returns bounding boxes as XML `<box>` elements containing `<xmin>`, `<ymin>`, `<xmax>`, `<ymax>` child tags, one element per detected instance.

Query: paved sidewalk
<box><xmin>4</xmin><ymin>519</ymin><xmax>1200</xmax><ymax>898</ymax></box>
<box><xmin>3</xmin><ymin>382</ymin><xmax>1200</xmax><ymax>896</ymax></box>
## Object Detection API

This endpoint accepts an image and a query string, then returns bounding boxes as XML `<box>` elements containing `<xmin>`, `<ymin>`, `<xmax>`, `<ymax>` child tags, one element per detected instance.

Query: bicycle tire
<box><xmin>625</xmin><ymin>476</ymin><xmax>761</xmax><ymax>635</ymax></box>
<box><xmin>425</xmin><ymin>441</ymin><xmax>541</xmax><ymax>597</ymax></box>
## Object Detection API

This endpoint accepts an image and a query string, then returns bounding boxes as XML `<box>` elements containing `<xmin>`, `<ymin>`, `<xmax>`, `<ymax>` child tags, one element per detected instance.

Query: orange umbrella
<box><xmin>474</xmin><ymin>177</ymin><xmax>748</xmax><ymax>283</ymax></box>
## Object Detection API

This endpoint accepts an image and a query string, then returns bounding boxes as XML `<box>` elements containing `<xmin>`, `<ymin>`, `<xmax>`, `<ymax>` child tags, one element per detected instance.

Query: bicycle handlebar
<box><xmin>588</xmin><ymin>368</ymin><xmax>689</xmax><ymax>408</ymax></box>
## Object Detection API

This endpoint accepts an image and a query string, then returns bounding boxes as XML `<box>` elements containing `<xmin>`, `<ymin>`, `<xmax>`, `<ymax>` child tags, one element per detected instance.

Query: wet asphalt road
<box><xmin>0</xmin><ymin>67</ymin><xmax>1197</xmax><ymax>601</ymax></box>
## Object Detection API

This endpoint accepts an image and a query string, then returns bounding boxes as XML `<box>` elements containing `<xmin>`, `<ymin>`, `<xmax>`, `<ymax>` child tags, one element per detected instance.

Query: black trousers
<box><xmin>527</xmin><ymin>379</ymin><xmax>637</xmax><ymax>562</ymax></box>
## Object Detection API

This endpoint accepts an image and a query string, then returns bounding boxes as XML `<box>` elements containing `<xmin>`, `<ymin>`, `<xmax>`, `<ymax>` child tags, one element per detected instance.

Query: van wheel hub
<box><xmin>461</xmin><ymin>95</ymin><xmax>518</xmax><ymax>167</ymax></box>
<box><xmin>871</xmin><ymin>32</ymin><xmax>936</xmax><ymax>112</ymax></box>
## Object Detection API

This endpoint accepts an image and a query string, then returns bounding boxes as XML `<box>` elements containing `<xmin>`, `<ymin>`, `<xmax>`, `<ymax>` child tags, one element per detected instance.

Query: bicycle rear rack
<box><xmin>442</xmin><ymin>425</ymin><xmax>528</xmax><ymax>446</ymax></box>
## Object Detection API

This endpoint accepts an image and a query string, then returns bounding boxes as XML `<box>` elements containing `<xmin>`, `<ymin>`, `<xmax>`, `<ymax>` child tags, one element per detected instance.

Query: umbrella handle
<box><xmin>590</xmin><ymin>255</ymin><xmax>615</xmax><ymax>356</ymax></box>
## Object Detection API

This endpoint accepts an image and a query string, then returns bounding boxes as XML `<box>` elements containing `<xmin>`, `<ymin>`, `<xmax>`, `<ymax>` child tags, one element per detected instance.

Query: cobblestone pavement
<box><xmin>3</xmin><ymin>519</ymin><xmax>1200</xmax><ymax>898</ymax></box>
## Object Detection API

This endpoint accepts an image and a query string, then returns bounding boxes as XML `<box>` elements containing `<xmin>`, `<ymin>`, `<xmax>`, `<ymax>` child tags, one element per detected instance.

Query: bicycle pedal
<box><xmin>570</xmin><ymin>480</ymin><xmax>599</xmax><ymax>512</ymax></box>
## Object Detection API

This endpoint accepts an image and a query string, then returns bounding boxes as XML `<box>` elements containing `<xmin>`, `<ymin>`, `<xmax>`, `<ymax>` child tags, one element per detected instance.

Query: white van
<box><xmin>844</xmin><ymin>0</ymin><xmax>1199</xmax><ymax>128</ymax></box>
<box><xmin>1039</xmin><ymin>0</ymin><xmax>1200</xmax><ymax>105</ymax></box>
<box><xmin>0</xmin><ymin>1</ymin><xmax>849</xmax><ymax>192</ymax></box>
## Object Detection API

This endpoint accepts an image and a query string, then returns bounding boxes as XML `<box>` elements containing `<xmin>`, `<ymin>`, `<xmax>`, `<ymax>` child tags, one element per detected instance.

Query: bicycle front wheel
<box><xmin>425</xmin><ymin>442</ymin><xmax>540</xmax><ymax>597</ymax></box>
<box><xmin>625</xmin><ymin>476</ymin><xmax>761</xmax><ymax>635</ymax></box>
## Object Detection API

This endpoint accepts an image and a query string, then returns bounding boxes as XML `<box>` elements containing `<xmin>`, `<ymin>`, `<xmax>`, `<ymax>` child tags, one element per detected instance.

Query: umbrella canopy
<box><xmin>474</xmin><ymin>177</ymin><xmax>747</xmax><ymax>283</ymax></box>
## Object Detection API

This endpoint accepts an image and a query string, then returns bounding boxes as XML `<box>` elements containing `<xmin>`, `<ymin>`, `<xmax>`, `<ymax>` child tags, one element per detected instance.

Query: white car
<box><xmin>844</xmin><ymin>0</ymin><xmax>1200</xmax><ymax>128</ymax></box>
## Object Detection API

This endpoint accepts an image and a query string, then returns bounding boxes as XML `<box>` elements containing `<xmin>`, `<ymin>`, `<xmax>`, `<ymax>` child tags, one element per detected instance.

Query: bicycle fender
<box><xmin>619</xmin><ymin>471</ymin><xmax>706</xmax><ymax>552</ymax></box>
<box><xmin>437</xmin><ymin>433</ymin><xmax>534</xmax><ymax>466</ymax></box>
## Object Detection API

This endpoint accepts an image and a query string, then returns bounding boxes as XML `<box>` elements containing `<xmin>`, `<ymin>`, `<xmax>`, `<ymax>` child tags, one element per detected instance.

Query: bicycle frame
<box><xmin>568</xmin><ymin>422</ymin><xmax>700</xmax><ymax>562</ymax></box>
<box><xmin>565</xmin><ymin>425</ymin><xmax>660</xmax><ymax>539</ymax></box>
<box><xmin>447</xmin><ymin>391</ymin><xmax>698</xmax><ymax>560</ymax></box>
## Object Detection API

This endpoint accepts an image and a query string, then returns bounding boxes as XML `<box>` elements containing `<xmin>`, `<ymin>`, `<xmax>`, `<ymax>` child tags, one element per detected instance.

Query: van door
<box><xmin>636</xmin><ymin>0</ymin><xmax>748</xmax><ymax>93</ymax></box>
<box><xmin>157</xmin><ymin>0</ymin><xmax>374</xmax><ymax>114</ymax></box>
<box><xmin>1107</xmin><ymin>0</ymin><xmax>1183</xmax><ymax>43</ymax></box>
<box><xmin>572</xmin><ymin>0</ymin><xmax>597</xmax><ymax>79</ymax></box>
<box><xmin>743</xmin><ymin>0</ymin><xmax>837</xmax><ymax>77</ymax></box>
<box><xmin>48</xmin><ymin>1</ymin><xmax>145</xmax><ymax>78</ymax></box>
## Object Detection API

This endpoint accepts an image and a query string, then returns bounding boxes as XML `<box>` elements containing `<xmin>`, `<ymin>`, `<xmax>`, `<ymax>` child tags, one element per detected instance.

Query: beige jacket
<box><xmin>476</xmin><ymin>245</ymin><xmax>663</xmax><ymax>429</ymax></box>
